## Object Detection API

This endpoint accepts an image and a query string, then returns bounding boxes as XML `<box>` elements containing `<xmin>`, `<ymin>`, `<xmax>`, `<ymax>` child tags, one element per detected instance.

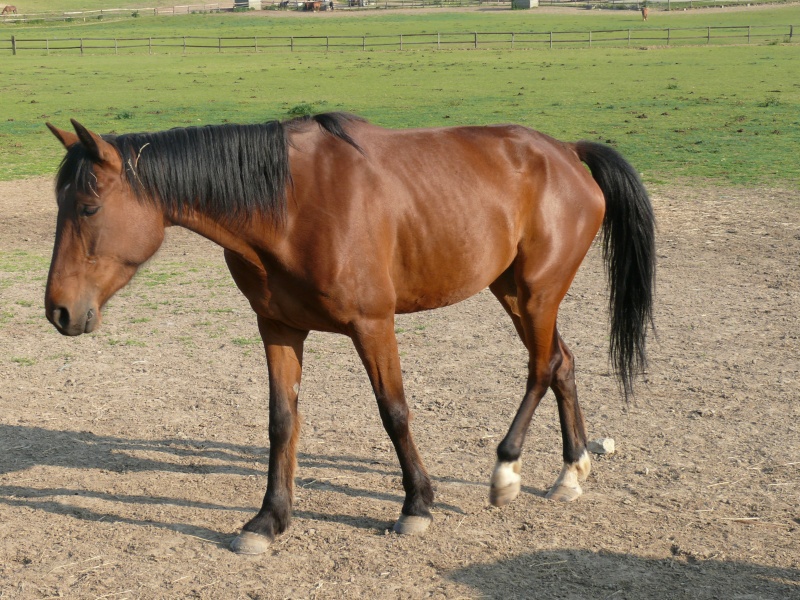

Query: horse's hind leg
<box><xmin>231</xmin><ymin>317</ymin><xmax>308</xmax><ymax>554</ymax></box>
<box><xmin>546</xmin><ymin>334</ymin><xmax>591</xmax><ymax>502</ymax></box>
<box><xmin>488</xmin><ymin>268</ymin><xmax>567</xmax><ymax>506</ymax></box>
<box><xmin>487</xmin><ymin>270</ymin><xmax>528</xmax><ymax>505</ymax></box>
<box><xmin>488</xmin><ymin>269</ymin><xmax>591</xmax><ymax>506</ymax></box>
<box><xmin>350</xmin><ymin>318</ymin><xmax>434</xmax><ymax>534</ymax></box>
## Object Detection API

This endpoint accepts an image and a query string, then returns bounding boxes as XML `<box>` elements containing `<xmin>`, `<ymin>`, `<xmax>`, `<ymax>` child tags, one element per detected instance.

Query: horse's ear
<box><xmin>46</xmin><ymin>122</ymin><xmax>80</xmax><ymax>149</ymax></box>
<box><xmin>70</xmin><ymin>119</ymin><xmax>121</xmax><ymax>169</ymax></box>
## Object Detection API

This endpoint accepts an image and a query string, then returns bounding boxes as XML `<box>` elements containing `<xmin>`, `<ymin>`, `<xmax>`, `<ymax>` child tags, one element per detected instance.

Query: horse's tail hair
<box><xmin>575</xmin><ymin>141</ymin><xmax>656</xmax><ymax>401</ymax></box>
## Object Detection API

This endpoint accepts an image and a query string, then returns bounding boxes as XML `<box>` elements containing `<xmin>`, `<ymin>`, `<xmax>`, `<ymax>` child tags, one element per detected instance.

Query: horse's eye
<box><xmin>80</xmin><ymin>205</ymin><xmax>101</xmax><ymax>217</ymax></box>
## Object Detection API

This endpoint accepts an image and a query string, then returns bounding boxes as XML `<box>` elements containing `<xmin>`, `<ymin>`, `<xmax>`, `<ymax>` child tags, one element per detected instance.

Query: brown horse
<box><xmin>45</xmin><ymin>114</ymin><xmax>655</xmax><ymax>554</ymax></box>
<box><xmin>1</xmin><ymin>5</ymin><xmax>17</xmax><ymax>14</ymax></box>
<box><xmin>642</xmin><ymin>6</ymin><xmax>649</xmax><ymax>20</ymax></box>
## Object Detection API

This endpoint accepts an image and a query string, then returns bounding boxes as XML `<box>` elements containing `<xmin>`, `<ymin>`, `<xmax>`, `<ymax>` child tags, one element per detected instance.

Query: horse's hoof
<box><xmin>489</xmin><ymin>480</ymin><xmax>521</xmax><ymax>507</ymax></box>
<box><xmin>545</xmin><ymin>484</ymin><xmax>583</xmax><ymax>502</ymax></box>
<box><xmin>393</xmin><ymin>514</ymin><xmax>432</xmax><ymax>535</ymax></box>
<box><xmin>489</xmin><ymin>460</ymin><xmax>521</xmax><ymax>507</ymax></box>
<box><xmin>230</xmin><ymin>531</ymin><xmax>271</xmax><ymax>555</ymax></box>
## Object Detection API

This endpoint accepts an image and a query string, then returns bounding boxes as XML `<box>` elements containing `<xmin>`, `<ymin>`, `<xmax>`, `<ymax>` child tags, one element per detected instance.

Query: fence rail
<box><xmin>4</xmin><ymin>25</ymin><xmax>795</xmax><ymax>54</ymax></box>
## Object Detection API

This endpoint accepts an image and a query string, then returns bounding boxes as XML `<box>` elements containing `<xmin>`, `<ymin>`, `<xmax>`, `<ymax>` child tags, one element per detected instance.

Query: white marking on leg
<box><xmin>547</xmin><ymin>450</ymin><xmax>591</xmax><ymax>502</ymax></box>
<box><xmin>575</xmin><ymin>449</ymin><xmax>591</xmax><ymax>482</ymax></box>
<box><xmin>489</xmin><ymin>459</ymin><xmax>522</xmax><ymax>507</ymax></box>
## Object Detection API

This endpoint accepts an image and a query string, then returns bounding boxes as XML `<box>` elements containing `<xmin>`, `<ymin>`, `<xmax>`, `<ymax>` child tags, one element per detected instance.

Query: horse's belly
<box><xmin>391</xmin><ymin>241</ymin><xmax>514</xmax><ymax>313</ymax></box>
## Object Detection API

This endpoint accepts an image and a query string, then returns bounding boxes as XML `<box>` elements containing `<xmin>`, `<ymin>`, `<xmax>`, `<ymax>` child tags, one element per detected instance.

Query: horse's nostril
<box><xmin>54</xmin><ymin>306</ymin><xmax>71</xmax><ymax>331</ymax></box>
<box><xmin>87</xmin><ymin>308</ymin><xmax>95</xmax><ymax>321</ymax></box>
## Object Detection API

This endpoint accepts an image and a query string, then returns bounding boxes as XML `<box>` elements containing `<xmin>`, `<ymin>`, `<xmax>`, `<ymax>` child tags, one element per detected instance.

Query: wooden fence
<box><xmin>4</xmin><ymin>25</ymin><xmax>795</xmax><ymax>54</ymax></box>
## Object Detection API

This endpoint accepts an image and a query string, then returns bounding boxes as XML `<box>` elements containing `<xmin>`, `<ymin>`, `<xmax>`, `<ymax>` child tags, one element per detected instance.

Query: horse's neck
<box><xmin>169</xmin><ymin>208</ymin><xmax>271</xmax><ymax>267</ymax></box>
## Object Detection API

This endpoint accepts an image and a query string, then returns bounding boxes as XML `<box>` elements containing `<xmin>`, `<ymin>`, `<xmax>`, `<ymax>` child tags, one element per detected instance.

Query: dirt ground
<box><xmin>0</xmin><ymin>176</ymin><xmax>798</xmax><ymax>599</ymax></box>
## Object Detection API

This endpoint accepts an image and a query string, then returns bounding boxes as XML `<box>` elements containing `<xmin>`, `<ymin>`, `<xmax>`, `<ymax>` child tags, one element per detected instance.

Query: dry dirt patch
<box><xmin>0</xmin><ymin>177</ymin><xmax>798</xmax><ymax>599</ymax></box>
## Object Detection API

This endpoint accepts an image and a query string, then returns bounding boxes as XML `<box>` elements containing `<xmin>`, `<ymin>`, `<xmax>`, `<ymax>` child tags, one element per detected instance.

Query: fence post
<box><xmin>254</xmin><ymin>36</ymin><xmax>258</xmax><ymax>52</ymax></box>
<box><xmin>667</xmin><ymin>28</ymin><xmax>670</xmax><ymax>45</ymax></box>
<box><xmin>707</xmin><ymin>27</ymin><xmax>710</xmax><ymax>43</ymax></box>
<box><xmin>11</xmin><ymin>35</ymin><xmax>16</xmax><ymax>56</ymax></box>
<box><xmin>400</xmin><ymin>34</ymin><xmax>403</xmax><ymax>50</ymax></box>
<box><xmin>326</xmin><ymin>36</ymin><xmax>329</xmax><ymax>51</ymax></box>
<box><xmin>511</xmin><ymin>32</ymin><xmax>514</xmax><ymax>49</ymax></box>
<box><xmin>589</xmin><ymin>30</ymin><xmax>592</xmax><ymax>48</ymax></box>
<box><xmin>747</xmin><ymin>25</ymin><xmax>751</xmax><ymax>44</ymax></box>
<box><xmin>438</xmin><ymin>32</ymin><xmax>441</xmax><ymax>50</ymax></box>
<box><xmin>114</xmin><ymin>38</ymin><xmax>118</xmax><ymax>54</ymax></box>
<box><xmin>149</xmin><ymin>37</ymin><xmax>152</xmax><ymax>54</ymax></box>
<box><xmin>790</xmin><ymin>25</ymin><xmax>793</xmax><ymax>41</ymax></box>
<box><xmin>218</xmin><ymin>37</ymin><xmax>222</xmax><ymax>52</ymax></box>
<box><xmin>290</xmin><ymin>36</ymin><xmax>294</xmax><ymax>52</ymax></box>
<box><xmin>474</xmin><ymin>32</ymin><xmax>477</xmax><ymax>49</ymax></box>
<box><xmin>80</xmin><ymin>38</ymin><xmax>84</xmax><ymax>56</ymax></box>
<box><xmin>549</xmin><ymin>31</ymin><xmax>553</xmax><ymax>49</ymax></box>
<box><xmin>183</xmin><ymin>36</ymin><xmax>186</xmax><ymax>54</ymax></box>
<box><xmin>628</xmin><ymin>29</ymin><xmax>630</xmax><ymax>47</ymax></box>
<box><xmin>363</xmin><ymin>36</ymin><xmax>366</xmax><ymax>50</ymax></box>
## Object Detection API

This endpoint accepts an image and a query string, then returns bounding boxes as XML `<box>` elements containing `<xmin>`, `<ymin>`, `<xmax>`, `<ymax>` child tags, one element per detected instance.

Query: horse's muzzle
<box><xmin>47</xmin><ymin>304</ymin><xmax>100</xmax><ymax>336</ymax></box>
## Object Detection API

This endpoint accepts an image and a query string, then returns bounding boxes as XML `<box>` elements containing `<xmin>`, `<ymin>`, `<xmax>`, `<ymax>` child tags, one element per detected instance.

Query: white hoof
<box><xmin>230</xmin><ymin>531</ymin><xmax>271</xmax><ymax>555</ymax></box>
<box><xmin>393</xmin><ymin>514</ymin><xmax>432</xmax><ymax>535</ymax></box>
<box><xmin>546</xmin><ymin>483</ymin><xmax>583</xmax><ymax>502</ymax></box>
<box><xmin>489</xmin><ymin>460</ymin><xmax>522</xmax><ymax>507</ymax></box>
<box><xmin>546</xmin><ymin>451</ymin><xmax>591</xmax><ymax>503</ymax></box>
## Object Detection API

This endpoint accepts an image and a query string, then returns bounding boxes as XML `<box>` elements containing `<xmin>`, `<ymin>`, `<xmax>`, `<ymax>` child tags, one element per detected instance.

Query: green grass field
<box><xmin>2</xmin><ymin>6</ymin><xmax>799</xmax><ymax>185</ymax></box>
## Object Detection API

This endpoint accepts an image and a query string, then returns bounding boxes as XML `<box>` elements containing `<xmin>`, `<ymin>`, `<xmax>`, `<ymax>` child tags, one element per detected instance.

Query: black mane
<box><xmin>56</xmin><ymin>112</ymin><xmax>364</xmax><ymax>225</ymax></box>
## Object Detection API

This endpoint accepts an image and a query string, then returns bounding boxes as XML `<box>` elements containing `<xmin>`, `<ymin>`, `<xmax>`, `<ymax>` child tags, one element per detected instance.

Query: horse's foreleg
<box><xmin>546</xmin><ymin>334</ymin><xmax>591</xmax><ymax>502</ymax></box>
<box><xmin>351</xmin><ymin>318</ymin><xmax>434</xmax><ymax>535</ymax></box>
<box><xmin>231</xmin><ymin>318</ymin><xmax>308</xmax><ymax>555</ymax></box>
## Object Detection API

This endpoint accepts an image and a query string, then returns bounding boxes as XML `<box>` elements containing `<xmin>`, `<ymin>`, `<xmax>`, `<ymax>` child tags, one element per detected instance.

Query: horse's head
<box><xmin>45</xmin><ymin>120</ymin><xmax>165</xmax><ymax>336</ymax></box>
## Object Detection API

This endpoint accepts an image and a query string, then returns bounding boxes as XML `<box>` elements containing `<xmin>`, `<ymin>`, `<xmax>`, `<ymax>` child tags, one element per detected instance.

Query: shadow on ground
<box><xmin>0</xmin><ymin>423</ymin><xmax>464</xmax><ymax>544</ymax></box>
<box><xmin>447</xmin><ymin>548</ymin><xmax>799</xmax><ymax>600</ymax></box>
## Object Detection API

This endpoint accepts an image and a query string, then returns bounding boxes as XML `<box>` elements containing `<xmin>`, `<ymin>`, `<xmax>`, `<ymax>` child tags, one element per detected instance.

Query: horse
<box><xmin>45</xmin><ymin>113</ymin><xmax>655</xmax><ymax>555</ymax></box>
<box><xmin>642</xmin><ymin>6</ymin><xmax>649</xmax><ymax>20</ymax></box>
<box><xmin>1</xmin><ymin>5</ymin><xmax>17</xmax><ymax>14</ymax></box>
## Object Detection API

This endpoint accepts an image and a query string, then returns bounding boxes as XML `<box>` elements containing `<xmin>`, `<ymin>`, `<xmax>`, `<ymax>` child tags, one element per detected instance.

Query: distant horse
<box><xmin>1</xmin><ymin>5</ymin><xmax>17</xmax><ymax>14</ymax></box>
<box><xmin>642</xmin><ymin>6</ymin><xmax>649</xmax><ymax>20</ymax></box>
<box><xmin>45</xmin><ymin>114</ymin><xmax>655</xmax><ymax>555</ymax></box>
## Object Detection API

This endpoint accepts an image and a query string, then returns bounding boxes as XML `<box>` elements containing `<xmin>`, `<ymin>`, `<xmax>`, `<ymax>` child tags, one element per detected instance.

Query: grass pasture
<box><xmin>1</xmin><ymin>6</ymin><xmax>799</xmax><ymax>185</ymax></box>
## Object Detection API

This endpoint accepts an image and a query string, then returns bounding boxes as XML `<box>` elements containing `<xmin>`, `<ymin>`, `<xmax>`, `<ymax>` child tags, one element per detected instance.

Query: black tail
<box><xmin>575</xmin><ymin>141</ymin><xmax>656</xmax><ymax>401</ymax></box>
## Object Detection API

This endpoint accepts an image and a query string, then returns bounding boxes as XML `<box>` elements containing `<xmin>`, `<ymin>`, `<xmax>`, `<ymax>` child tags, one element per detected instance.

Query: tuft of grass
<box><xmin>11</xmin><ymin>357</ymin><xmax>36</xmax><ymax>366</ymax></box>
<box><xmin>0</xmin><ymin>251</ymin><xmax>48</xmax><ymax>273</ymax></box>
<box><xmin>286</xmin><ymin>102</ymin><xmax>317</xmax><ymax>118</ymax></box>
<box><xmin>232</xmin><ymin>337</ymin><xmax>261</xmax><ymax>346</ymax></box>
